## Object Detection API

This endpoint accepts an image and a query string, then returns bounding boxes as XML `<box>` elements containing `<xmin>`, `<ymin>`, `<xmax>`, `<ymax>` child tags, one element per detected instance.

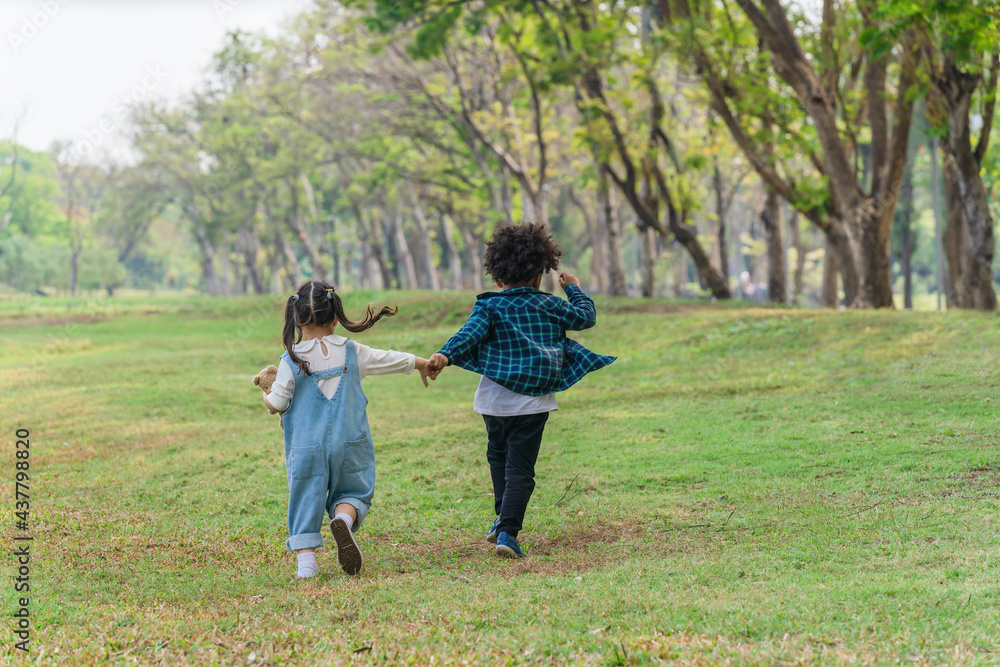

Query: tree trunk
<box><xmin>788</xmin><ymin>210</ymin><xmax>805</xmax><ymax>304</ymax></box>
<box><xmin>639</xmin><ymin>224</ymin><xmax>657</xmax><ymax>297</ymax></box>
<box><xmin>899</xmin><ymin>160</ymin><xmax>914</xmax><ymax>309</ymax></box>
<box><xmin>458</xmin><ymin>219</ymin><xmax>484</xmax><ymax>290</ymax></box>
<box><xmin>369</xmin><ymin>208</ymin><xmax>394</xmax><ymax>289</ymax></box>
<box><xmin>411</xmin><ymin>196</ymin><xmax>441</xmax><ymax>291</ymax></box>
<box><xmin>69</xmin><ymin>249</ymin><xmax>81</xmax><ymax>297</ymax></box>
<box><xmin>268</xmin><ymin>240</ymin><xmax>284</xmax><ymax>294</ymax></box>
<box><xmin>588</xmin><ymin>202</ymin><xmax>608</xmax><ymax>296</ymax></box>
<box><xmin>598</xmin><ymin>160</ymin><xmax>628</xmax><ymax>296</ymax></box>
<box><xmin>820</xmin><ymin>218</ymin><xmax>857</xmax><ymax>306</ymax></box>
<box><xmin>240</xmin><ymin>223</ymin><xmax>265</xmax><ymax>295</ymax></box>
<box><xmin>821</xmin><ymin>239</ymin><xmax>838</xmax><ymax>308</ymax></box>
<box><xmin>439</xmin><ymin>212</ymin><xmax>462</xmax><ymax>290</ymax></box>
<box><xmin>219</xmin><ymin>229</ymin><xmax>232</xmax><ymax>298</ymax></box>
<box><xmin>760</xmin><ymin>188</ymin><xmax>787</xmax><ymax>304</ymax></box>
<box><xmin>360</xmin><ymin>240</ymin><xmax>375</xmax><ymax>289</ymax></box>
<box><xmin>497</xmin><ymin>163</ymin><xmax>515</xmax><ymax>226</ymax></box>
<box><xmin>949</xmin><ymin>140</ymin><xmax>996</xmax><ymax>309</ymax></box>
<box><xmin>328</xmin><ymin>216</ymin><xmax>341</xmax><ymax>289</ymax></box>
<box><xmin>194</xmin><ymin>222</ymin><xmax>219</xmax><ymax>296</ymax></box>
<box><xmin>850</xmin><ymin>199</ymin><xmax>895</xmax><ymax>308</ymax></box>
<box><xmin>391</xmin><ymin>206</ymin><xmax>419</xmax><ymax>290</ymax></box>
<box><xmin>943</xmin><ymin>153</ymin><xmax>976</xmax><ymax>307</ymax></box>
<box><xmin>713</xmin><ymin>165</ymin><xmax>731</xmax><ymax>286</ymax></box>
<box><xmin>938</xmin><ymin>56</ymin><xmax>997</xmax><ymax>311</ymax></box>
<box><xmin>671</xmin><ymin>244</ymin><xmax>685</xmax><ymax>297</ymax></box>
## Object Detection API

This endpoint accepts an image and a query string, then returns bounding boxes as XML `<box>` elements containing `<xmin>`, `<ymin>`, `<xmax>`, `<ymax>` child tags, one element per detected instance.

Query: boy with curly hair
<box><xmin>428</xmin><ymin>223</ymin><xmax>615</xmax><ymax>558</ymax></box>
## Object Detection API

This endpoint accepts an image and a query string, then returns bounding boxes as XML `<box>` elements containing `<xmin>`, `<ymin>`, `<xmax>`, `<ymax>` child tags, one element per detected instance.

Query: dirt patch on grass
<box><xmin>529</xmin><ymin>520</ymin><xmax>647</xmax><ymax>552</ymax></box>
<box><xmin>949</xmin><ymin>466</ymin><xmax>1000</xmax><ymax>498</ymax></box>
<box><xmin>359</xmin><ymin>519</ymin><xmax>673</xmax><ymax>578</ymax></box>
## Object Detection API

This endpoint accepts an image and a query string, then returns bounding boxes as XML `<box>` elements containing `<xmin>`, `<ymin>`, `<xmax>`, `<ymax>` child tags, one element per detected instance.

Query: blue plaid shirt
<box><xmin>437</xmin><ymin>284</ymin><xmax>615</xmax><ymax>396</ymax></box>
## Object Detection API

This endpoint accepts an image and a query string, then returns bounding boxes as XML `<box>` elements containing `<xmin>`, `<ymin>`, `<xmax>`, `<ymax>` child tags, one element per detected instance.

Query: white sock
<box><xmin>296</xmin><ymin>551</ymin><xmax>319</xmax><ymax>578</ymax></box>
<box><xmin>334</xmin><ymin>512</ymin><xmax>354</xmax><ymax>530</ymax></box>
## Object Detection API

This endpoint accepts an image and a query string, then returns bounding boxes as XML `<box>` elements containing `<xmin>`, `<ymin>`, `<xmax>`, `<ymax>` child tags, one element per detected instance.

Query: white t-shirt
<box><xmin>267</xmin><ymin>334</ymin><xmax>415</xmax><ymax>412</ymax></box>
<box><xmin>473</xmin><ymin>375</ymin><xmax>557</xmax><ymax>416</ymax></box>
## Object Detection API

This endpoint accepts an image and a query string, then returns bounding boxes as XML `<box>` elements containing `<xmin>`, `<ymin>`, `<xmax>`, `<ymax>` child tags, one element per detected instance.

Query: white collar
<box><xmin>293</xmin><ymin>334</ymin><xmax>347</xmax><ymax>352</ymax></box>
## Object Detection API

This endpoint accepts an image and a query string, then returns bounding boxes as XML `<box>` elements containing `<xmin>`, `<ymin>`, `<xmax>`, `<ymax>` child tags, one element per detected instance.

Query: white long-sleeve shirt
<box><xmin>266</xmin><ymin>334</ymin><xmax>415</xmax><ymax>412</ymax></box>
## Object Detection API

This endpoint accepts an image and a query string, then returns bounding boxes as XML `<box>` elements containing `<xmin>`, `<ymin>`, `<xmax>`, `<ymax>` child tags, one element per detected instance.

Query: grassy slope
<box><xmin>1</xmin><ymin>293</ymin><xmax>999</xmax><ymax>665</ymax></box>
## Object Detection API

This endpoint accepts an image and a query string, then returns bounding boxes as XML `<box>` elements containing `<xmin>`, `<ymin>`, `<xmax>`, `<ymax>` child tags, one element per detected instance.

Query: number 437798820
<box><xmin>15</xmin><ymin>429</ymin><xmax>30</xmax><ymax>529</ymax></box>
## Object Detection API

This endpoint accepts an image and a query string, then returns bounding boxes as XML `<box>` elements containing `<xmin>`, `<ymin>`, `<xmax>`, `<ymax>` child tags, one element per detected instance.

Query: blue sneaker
<box><xmin>486</xmin><ymin>517</ymin><xmax>501</xmax><ymax>544</ymax></box>
<box><xmin>495</xmin><ymin>532</ymin><xmax>525</xmax><ymax>559</ymax></box>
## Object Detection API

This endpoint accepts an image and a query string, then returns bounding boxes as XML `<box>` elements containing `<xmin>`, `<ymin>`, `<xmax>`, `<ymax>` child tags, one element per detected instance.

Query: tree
<box><xmin>918</xmin><ymin>1</ymin><xmax>999</xmax><ymax>310</ymax></box>
<box><xmin>719</xmin><ymin>0</ymin><xmax>921</xmax><ymax>308</ymax></box>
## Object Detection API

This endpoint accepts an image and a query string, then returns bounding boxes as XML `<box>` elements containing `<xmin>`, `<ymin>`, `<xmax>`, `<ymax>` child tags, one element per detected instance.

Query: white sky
<box><xmin>1</xmin><ymin>0</ymin><xmax>311</xmax><ymax>156</ymax></box>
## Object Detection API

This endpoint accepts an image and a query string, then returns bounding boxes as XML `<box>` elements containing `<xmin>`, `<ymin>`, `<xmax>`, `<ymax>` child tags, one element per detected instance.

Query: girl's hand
<box><xmin>414</xmin><ymin>357</ymin><xmax>433</xmax><ymax>387</ymax></box>
<box><xmin>559</xmin><ymin>271</ymin><xmax>580</xmax><ymax>289</ymax></box>
<box><xmin>263</xmin><ymin>391</ymin><xmax>279</xmax><ymax>414</ymax></box>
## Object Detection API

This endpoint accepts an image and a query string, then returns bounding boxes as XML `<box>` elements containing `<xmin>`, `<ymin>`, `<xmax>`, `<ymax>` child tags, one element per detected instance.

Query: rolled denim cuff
<box><xmin>329</xmin><ymin>496</ymin><xmax>369</xmax><ymax>532</ymax></box>
<box><xmin>285</xmin><ymin>532</ymin><xmax>323</xmax><ymax>553</ymax></box>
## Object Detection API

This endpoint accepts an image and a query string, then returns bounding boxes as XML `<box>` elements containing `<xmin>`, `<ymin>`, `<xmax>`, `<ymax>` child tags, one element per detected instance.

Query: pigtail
<box><xmin>282</xmin><ymin>293</ymin><xmax>313</xmax><ymax>376</ymax></box>
<box><xmin>332</xmin><ymin>299</ymin><xmax>398</xmax><ymax>333</ymax></box>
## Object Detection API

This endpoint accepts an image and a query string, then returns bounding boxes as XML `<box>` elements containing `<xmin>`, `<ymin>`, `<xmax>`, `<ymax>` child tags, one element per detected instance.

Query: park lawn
<box><xmin>1</xmin><ymin>292</ymin><xmax>999</xmax><ymax>666</ymax></box>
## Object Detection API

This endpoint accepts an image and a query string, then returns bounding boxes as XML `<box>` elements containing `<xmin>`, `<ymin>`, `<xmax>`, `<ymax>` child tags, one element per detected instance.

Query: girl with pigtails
<box><xmin>262</xmin><ymin>281</ymin><xmax>435</xmax><ymax>578</ymax></box>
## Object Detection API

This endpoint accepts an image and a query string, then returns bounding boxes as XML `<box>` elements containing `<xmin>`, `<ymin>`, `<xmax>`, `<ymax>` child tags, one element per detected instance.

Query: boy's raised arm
<box><xmin>556</xmin><ymin>271</ymin><xmax>598</xmax><ymax>331</ymax></box>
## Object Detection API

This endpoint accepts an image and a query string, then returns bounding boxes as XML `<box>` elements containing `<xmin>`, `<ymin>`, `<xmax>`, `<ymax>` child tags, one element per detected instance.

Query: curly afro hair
<box><xmin>483</xmin><ymin>223</ymin><xmax>563</xmax><ymax>286</ymax></box>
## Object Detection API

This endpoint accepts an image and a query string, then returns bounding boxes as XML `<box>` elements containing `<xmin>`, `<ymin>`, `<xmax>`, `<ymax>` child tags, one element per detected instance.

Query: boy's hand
<box><xmin>427</xmin><ymin>353</ymin><xmax>449</xmax><ymax>379</ymax></box>
<box><xmin>559</xmin><ymin>271</ymin><xmax>580</xmax><ymax>289</ymax></box>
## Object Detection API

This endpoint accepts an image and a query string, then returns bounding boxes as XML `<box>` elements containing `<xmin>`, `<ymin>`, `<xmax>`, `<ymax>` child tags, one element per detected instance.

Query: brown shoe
<box><xmin>329</xmin><ymin>518</ymin><xmax>363</xmax><ymax>575</ymax></box>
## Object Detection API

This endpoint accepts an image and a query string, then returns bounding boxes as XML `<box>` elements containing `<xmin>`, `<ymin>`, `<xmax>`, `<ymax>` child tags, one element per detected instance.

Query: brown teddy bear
<box><xmin>253</xmin><ymin>365</ymin><xmax>278</xmax><ymax>393</ymax></box>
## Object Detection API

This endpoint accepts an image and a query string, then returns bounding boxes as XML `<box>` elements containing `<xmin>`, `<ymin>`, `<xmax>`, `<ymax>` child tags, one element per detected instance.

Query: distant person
<box><xmin>262</xmin><ymin>281</ymin><xmax>434</xmax><ymax>578</ymax></box>
<box><xmin>426</xmin><ymin>223</ymin><xmax>615</xmax><ymax>559</ymax></box>
<box><xmin>739</xmin><ymin>271</ymin><xmax>756</xmax><ymax>300</ymax></box>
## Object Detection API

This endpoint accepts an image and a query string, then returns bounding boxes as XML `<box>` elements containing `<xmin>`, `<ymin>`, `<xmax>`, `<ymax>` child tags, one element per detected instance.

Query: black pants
<box><xmin>483</xmin><ymin>412</ymin><xmax>549</xmax><ymax>539</ymax></box>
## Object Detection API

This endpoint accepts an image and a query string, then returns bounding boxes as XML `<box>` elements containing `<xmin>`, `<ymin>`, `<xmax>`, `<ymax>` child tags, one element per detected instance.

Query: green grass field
<box><xmin>1</xmin><ymin>292</ymin><xmax>999</xmax><ymax>665</ymax></box>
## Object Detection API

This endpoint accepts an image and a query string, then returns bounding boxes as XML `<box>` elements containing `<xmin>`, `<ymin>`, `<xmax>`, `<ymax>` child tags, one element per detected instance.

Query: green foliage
<box><xmin>0</xmin><ymin>144</ymin><xmax>63</xmax><ymax>238</ymax></box>
<box><xmin>871</xmin><ymin>0</ymin><xmax>1000</xmax><ymax>68</ymax></box>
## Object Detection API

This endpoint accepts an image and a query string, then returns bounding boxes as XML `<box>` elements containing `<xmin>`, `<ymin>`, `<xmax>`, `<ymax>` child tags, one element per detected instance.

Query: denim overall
<box><xmin>280</xmin><ymin>341</ymin><xmax>375</xmax><ymax>553</ymax></box>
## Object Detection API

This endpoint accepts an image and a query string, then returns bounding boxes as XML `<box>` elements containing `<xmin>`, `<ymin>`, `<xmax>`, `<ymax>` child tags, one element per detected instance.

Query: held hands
<box><xmin>558</xmin><ymin>271</ymin><xmax>580</xmax><ymax>290</ymax></box>
<box><xmin>426</xmin><ymin>353</ymin><xmax>449</xmax><ymax>381</ymax></box>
